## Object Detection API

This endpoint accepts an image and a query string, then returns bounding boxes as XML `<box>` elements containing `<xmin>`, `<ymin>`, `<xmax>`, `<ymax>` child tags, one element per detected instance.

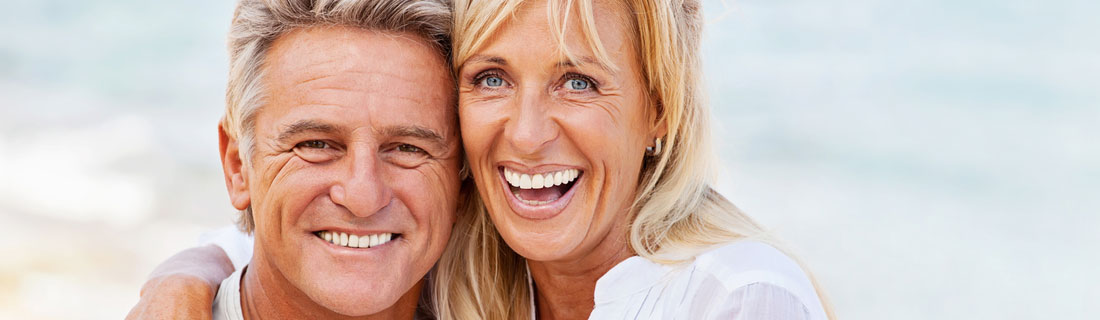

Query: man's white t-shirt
<box><xmin>211</xmin><ymin>266</ymin><xmax>246</xmax><ymax>320</ymax></box>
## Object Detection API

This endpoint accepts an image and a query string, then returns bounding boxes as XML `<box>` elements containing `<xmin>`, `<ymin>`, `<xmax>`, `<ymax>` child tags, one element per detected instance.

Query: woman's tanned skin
<box><xmin>455</xmin><ymin>0</ymin><xmax>659</xmax><ymax>318</ymax></box>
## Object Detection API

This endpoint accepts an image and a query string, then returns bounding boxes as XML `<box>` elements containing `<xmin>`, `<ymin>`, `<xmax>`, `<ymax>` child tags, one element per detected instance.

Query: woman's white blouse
<box><xmin>202</xmin><ymin>227</ymin><xmax>826</xmax><ymax>319</ymax></box>
<box><xmin>586</xmin><ymin>241</ymin><xmax>828</xmax><ymax>320</ymax></box>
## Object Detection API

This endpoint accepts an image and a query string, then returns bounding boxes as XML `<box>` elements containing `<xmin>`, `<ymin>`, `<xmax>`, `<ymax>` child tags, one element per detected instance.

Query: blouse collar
<box><xmin>592</xmin><ymin>255</ymin><xmax>674</xmax><ymax>304</ymax></box>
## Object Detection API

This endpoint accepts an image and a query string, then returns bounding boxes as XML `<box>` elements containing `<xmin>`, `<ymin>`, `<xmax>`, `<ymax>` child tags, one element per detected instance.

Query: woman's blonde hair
<box><xmin>221</xmin><ymin>0</ymin><xmax>452</xmax><ymax>232</ymax></box>
<box><xmin>433</xmin><ymin>0</ymin><xmax>836</xmax><ymax>319</ymax></box>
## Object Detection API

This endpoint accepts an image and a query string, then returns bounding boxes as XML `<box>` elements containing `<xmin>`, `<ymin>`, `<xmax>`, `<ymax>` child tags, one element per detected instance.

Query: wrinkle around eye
<box><xmin>292</xmin><ymin>140</ymin><xmax>343</xmax><ymax>163</ymax></box>
<box><xmin>557</xmin><ymin>95</ymin><xmax>629</xmax><ymax>128</ymax></box>
<box><xmin>256</xmin><ymin>148</ymin><xmax>298</xmax><ymax>188</ymax></box>
<box><xmin>383</xmin><ymin>150</ymin><xmax>430</xmax><ymax>169</ymax></box>
<box><xmin>555</xmin><ymin>84</ymin><xmax>623</xmax><ymax>105</ymax></box>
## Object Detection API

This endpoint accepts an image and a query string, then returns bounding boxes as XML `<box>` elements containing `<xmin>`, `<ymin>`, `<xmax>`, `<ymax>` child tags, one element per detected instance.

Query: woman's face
<box><xmin>458</xmin><ymin>0</ymin><xmax>654</xmax><ymax>262</ymax></box>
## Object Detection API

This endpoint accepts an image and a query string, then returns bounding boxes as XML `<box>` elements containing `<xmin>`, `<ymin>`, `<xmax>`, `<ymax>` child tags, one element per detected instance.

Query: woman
<box><xmin>132</xmin><ymin>0</ymin><xmax>834</xmax><ymax>318</ymax></box>
<box><xmin>432</xmin><ymin>0</ymin><xmax>832</xmax><ymax>318</ymax></box>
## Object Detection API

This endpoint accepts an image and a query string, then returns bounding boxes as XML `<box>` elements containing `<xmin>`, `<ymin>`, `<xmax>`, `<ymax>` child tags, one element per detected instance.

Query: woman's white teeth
<box><xmin>504</xmin><ymin>168</ymin><xmax>579</xmax><ymax>189</ymax></box>
<box><xmin>319</xmin><ymin>231</ymin><xmax>393</xmax><ymax>249</ymax></box>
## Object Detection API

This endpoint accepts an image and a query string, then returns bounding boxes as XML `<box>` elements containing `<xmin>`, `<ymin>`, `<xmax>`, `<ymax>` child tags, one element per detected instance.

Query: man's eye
<box><xmin>296</xmin><ymin>140</ymin><xmax>329</xmax><ymax>149</ymax></box>
<box><xmin>396</xmin><ymin>144</ymin><xmax>424</xmax><ymax>154</ymax></box>
<box><xmin>386</xmin><ymin>143</ymin><xmax>431</xmax><ymax>168</ymax></box>
<box><xmin>293</xmin><ymin>140</ymin><xmax>339</xmax><ymax>163</ymax></box>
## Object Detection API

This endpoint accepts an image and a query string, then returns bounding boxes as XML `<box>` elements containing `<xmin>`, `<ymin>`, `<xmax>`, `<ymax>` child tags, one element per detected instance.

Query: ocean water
<box><xmin>1</xmin><ymin>0</ymin><xmax>1097</xmax><ymax>318</ymax></box>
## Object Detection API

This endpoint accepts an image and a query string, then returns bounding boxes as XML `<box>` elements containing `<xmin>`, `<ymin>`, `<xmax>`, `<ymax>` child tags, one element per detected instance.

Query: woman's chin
<box><xmin>491</xmin><ymin>205</ymin><xmax>589</xmax><ymax>262</ymax></box>
<box><xmin>505</xmin><ymin>234</ymin><xmax>582</xmax><ymax>262</ymax></box>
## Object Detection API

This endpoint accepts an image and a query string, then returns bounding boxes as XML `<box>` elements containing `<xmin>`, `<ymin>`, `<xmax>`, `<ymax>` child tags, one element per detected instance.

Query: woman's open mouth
<box><xmin>499</xmin><ymin>166</ymin><xmax>582</xmax><ymax>219</ymax></box>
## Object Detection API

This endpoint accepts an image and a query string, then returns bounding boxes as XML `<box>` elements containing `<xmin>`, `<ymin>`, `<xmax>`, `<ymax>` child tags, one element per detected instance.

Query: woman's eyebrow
<box><xmin>465</xmin><ymin>54</ymin><xmax>508</xmax><ymax>66</ymax></box>
<box><xmin>556</xmin><ymin>56</ymin><xmax>613</xmax><ymax>73</ymax></box>
<box><xmin>276</xmin><ymin>119</ymin><xmax>342</xmax><ymax>143</ymax></box>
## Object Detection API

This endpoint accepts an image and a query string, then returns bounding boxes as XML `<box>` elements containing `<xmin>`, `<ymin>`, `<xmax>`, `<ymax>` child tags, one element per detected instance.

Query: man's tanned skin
<box><xmin>217</xmin><ymin>26</ymin><xmax>459</xmax><ymax>319</ymax></box>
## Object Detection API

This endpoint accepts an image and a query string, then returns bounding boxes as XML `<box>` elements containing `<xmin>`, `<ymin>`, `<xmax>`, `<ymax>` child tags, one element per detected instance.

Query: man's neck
<box><xmin>527</xmin><ymin>223</ymin><xmax>634</xmax><ymax>320</ymax></box>
<box><xmin>239</xmin><ymin>261</ymin><xmax>422</xmax><ymax>320</ymax></box>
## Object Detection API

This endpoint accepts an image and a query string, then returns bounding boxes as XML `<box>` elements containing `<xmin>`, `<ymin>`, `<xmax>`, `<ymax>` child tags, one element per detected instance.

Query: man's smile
<box><xmin>314</xmin><ymin>230</ymin><xmax>400</xmax><ymax>249</ymax></box>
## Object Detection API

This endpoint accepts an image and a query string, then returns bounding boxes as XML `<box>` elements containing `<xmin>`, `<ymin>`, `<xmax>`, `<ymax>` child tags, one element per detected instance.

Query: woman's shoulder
<box><xmin>591</xmin><ymin>241</ymin><xmax>829</xmax><ymax>319</ymax></box>
<box><xmin>691</xmin><ymin>241</ymin><xmax>812</xmax><ymax>292</ymax></box>
<box><xmin>688</xmin><ymin>240</ymin><xmax>827</xmax><ymax>318</ymax></box>
<box><xmin>693</xmin><ymin>240</ymin><xmax>807</xmax><ymax>281</ymax></box>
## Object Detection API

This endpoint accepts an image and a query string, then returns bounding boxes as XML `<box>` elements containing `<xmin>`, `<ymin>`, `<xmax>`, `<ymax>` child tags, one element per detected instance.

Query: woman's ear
<box><xmin>219</xmin><ymin>122</ymin><xmax>251</xmax><ymax>211</ymax></box>
<box><xmin>651</xmin><ymin>99</ymin><xmax>668</xmax><ymax>139</ymax></box>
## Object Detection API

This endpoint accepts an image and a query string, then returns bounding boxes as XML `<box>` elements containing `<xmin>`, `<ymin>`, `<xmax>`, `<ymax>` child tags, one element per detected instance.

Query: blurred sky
<box><xmin>1</xmin><ymin>0</ymin><xmax>1097</xmax><ymax>319</ymax></box>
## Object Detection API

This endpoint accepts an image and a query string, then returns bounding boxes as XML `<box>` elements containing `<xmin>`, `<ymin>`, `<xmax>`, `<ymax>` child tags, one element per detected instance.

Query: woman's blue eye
<box><xmin>482</xmin><ymin>76</ymin><xmax>504</xmax><ymax>87</ymax></box>
<box><xmin>566</xmin><ymin>78</ymin><xmax>590</xmax><ymax>90</ymax></box>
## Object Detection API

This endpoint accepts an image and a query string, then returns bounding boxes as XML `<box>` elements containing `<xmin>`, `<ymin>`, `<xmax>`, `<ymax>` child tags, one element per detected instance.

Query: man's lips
<box><xmin>313</xmin><ymin>230</ymin><xmax>399</xmax><ymax>249</ymax></box>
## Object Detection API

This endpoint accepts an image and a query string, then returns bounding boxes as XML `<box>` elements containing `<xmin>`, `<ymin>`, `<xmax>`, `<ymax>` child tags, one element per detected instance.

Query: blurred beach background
<box><xmin>1</xmin><ymin>0</ymin><xmax>1097</xmax><ymax>319</ymax></box>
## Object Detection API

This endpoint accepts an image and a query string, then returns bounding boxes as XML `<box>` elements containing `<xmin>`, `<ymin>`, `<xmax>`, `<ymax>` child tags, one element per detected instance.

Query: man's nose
<box><xmin>504</xmin><ymin>88</ymin><xmax>559</xmax><ymax>155</ymax></box>
<box><xmin>329</xmin><ymin>146</ymin><xmax>393</xmax><ymax>217</ymax></box>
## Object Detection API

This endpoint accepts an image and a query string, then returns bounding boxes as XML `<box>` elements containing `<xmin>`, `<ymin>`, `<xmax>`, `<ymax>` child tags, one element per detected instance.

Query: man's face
<box><xmin>233</xmin><ymin>26</ymin><xmax>459</xmax><ymax>315</ymax></box>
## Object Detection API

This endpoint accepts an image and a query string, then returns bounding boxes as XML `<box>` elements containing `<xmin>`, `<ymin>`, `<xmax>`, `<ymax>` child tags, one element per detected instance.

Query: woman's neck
<box><xmin>527</xmin><ymin>224</ymin><xmax>634</xmax><ymax>320</ymax></box>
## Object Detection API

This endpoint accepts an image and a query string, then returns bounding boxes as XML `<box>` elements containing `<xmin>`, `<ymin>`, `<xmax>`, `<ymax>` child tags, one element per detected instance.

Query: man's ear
<box><xmin>219</xmin><ymin>122</ymin><xmax>251</xmax><ymax>211</ymax></box>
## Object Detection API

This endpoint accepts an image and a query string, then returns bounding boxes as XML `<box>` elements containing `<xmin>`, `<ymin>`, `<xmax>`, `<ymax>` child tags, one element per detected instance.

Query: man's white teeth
<box><xmin>504</xmin><ymin>168</ymin><xmax>579</xmax><ymax>190</ymax></box>
<box><xmin>319</xmin><ymin>231</ymin><xmax>393</xmax><ymax>249</ymax></box>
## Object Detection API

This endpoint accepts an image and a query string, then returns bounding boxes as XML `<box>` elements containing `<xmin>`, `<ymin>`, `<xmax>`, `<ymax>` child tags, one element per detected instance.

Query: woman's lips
<box><xmin>498</xmin><ymin>166</ymin><xmax>582</xmax><ymax>220</ymax></box>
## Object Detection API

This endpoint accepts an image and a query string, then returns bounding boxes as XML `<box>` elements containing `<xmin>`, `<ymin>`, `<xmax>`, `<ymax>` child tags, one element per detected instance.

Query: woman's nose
<box><xmin>504</xmin><ymin>88</ymin><xmax>559</xmax><ymax>155</ymax></box>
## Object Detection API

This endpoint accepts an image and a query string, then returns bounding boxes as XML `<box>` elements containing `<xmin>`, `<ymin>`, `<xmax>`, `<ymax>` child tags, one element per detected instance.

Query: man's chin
<box><xmin>300</xmin><ymin>277</ymin><xmax>409</xmax><ymax>316</ymax></box>
<box><xmin>285</xmin><ymin>234</ymin><xmax>425</xmax><ymax>316</ymax></box>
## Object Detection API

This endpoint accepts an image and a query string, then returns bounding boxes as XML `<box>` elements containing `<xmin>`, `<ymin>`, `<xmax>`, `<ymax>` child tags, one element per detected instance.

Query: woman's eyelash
<box><xmin>471</xmin><ymin>70</ymin><xmax>505</xmax><ymax>86</ymax></box>
<box><xmin>468</xmin><ymin>70</ymin><xmax>598</xmax><ymax>90</ymax></box>
<box><xmin>563</xmin><ymin>73</ymin><xmax>599</xmax><ymax>89</ymax></box>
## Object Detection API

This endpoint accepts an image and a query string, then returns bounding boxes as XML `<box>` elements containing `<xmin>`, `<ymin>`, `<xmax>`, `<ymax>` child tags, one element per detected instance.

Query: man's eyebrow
<box><xmin>465</xmin><ymin>54</ymin><xmax>508</xmax><ymax>66</ymax></box>
<box><xmin>277</xmin><ymin>120</ymin><xmax>342</xmax><ymax>142</ymax></box>
<box><xmin>381</xmin><ymin>125</ymin><xmax>447</xmax><ymax>148</ymax></box>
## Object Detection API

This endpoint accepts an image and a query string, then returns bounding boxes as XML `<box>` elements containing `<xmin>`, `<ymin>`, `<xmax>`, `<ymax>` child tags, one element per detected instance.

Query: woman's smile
<box><xmin>499</xmin><ymin>165</ymin><xmax>584</xmax><ymax>219</ymax></box>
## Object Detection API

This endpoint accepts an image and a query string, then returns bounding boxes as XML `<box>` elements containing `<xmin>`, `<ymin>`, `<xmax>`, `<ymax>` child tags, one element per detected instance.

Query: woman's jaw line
<box><xmin>495</xmin><ymin>163</ymin><xmax>584</xmax><ymax>220</ymax></box>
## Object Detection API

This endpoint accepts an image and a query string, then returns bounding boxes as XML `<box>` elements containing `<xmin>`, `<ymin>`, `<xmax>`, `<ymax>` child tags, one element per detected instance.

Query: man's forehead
<box><xmin>257</xmin><ymin>26</ymin><xmax>457</xmax><ymax>141</ymax></box>
<box><xmin>264</xmin><ymin>26</ymin><xmax>451</xmax><ymax>89</ymax></box>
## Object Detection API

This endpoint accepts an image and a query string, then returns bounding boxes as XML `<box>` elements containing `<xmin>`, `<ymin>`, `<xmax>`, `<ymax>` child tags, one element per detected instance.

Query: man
<box><xmin>126</xmin><ymin>0</ymin><xmax>460</xmax><ymax>319</ymax></box>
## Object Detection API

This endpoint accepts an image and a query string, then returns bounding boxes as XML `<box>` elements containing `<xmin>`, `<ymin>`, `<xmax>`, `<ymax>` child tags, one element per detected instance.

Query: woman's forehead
<box><xmin>456</xmin><ymin>0</ymin><xmax>636</xmax><ymax>71</ymax></box>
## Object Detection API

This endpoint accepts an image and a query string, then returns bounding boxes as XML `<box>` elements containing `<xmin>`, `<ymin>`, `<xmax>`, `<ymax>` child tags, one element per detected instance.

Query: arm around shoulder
<box><xmin>125</xmin><ymin>244</ymin><xmax>234</xmax><ymax>320</ymax></box>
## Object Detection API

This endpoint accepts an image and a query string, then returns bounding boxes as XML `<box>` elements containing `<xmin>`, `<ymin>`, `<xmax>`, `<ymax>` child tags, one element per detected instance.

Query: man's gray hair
<box><xmin>222</xmin><ymin>0</ymin><xmax>452</xmax><ymax>233</ymax></box>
